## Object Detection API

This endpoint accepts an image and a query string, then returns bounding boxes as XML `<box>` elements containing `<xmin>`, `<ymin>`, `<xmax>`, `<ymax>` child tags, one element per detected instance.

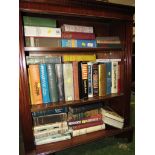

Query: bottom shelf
<box><xmin>35</xmin><ymin>126</ymin><xmax>133</xmax><ymax>154</ymax></box>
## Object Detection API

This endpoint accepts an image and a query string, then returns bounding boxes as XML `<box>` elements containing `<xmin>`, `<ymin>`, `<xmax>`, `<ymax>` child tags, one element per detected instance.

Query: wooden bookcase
<box><xmin>19</xmin><ymin>0</ymin><xmax>134</xmax><ymax>154</ymax></box>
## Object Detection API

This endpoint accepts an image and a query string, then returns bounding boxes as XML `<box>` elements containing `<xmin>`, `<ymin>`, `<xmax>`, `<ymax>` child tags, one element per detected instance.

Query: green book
<box><xmin>23</xmin><ymin>16</ymin><xmax>56</xmax><ymax>28</ymax></box>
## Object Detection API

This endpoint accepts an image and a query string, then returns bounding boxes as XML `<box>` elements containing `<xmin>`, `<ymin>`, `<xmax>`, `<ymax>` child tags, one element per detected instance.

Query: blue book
<box><xmin>77</xmin><ymin>40</ymin><xmax>96</xmax><ymax>48</ymax></box>
<box><xmin>61</xmin><ymin>39</ymin><xmax>73</xmax><ymax>47</ymax></box>
<box><xmin>39</xmin><ymin>64</ymin><xmax>51</xmax><ymax>103</ymax></box>
<box><xmin>32</xmin><ymin>107</ymin><xmax>68</xmax><ymax>117</ymax></box>
<box><xmin>106</xmin><ymin>62</ymin><xmax>111</xmax><ymax>95</ymax></box>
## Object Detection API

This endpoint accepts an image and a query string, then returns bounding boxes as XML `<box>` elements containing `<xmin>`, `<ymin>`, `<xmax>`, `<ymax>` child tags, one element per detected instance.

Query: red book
<box><xmin>117</xmin><ymin>62</ymin><xmax>121</xmax><ymax>94</ymax></box>
<box><xmin>62</xmin><ymin>32</ymin><xmax>95</xmax><ymax>40</ymax></box>
<box><xmin>72</xmin><ymin>120</ymin><xmax>104</xmax><ymax>130</ymax></box>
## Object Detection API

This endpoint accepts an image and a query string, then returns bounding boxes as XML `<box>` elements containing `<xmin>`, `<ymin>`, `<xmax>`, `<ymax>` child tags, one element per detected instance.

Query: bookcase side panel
<box><xmin>19</xmin><ymin>13</ymin><xmax>35</xmax><ymax>153</ymax></box>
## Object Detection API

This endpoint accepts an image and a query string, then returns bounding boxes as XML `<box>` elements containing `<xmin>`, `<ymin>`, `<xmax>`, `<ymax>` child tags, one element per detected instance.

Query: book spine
<box><xmin>24</xmin><ymin>26</ymin><xmax>61</xmax><ymax>38</ymax></box>
<box><xmin>98</xmin><ymin>64</ymin><xmax>106</xmax><ymax>96</ymax></box>
<box><xmin>62</xmin><ymin>24</ymin><xmax>94</xmax><ymax>33</ymax></box>
<box><xmin>61</xmin><ymin>39</ymin><xmax>72</xmax><ymax>47</ymax></box>
<box><xmin>46</xmin><ymin>64</ymin><xmax>59</xmax><ymax>102</ymax></box>
<box><xmin>120</xmin><ymin>62</ymin><xmax>124</xmax><ymax>93</ymax></box>
<box><xmin>97</xmin><ymin>44</ymin><xmax>122</xmax><ymax>48</ymax></box>
<box><xmin>32</xmin><ymin>107</ymin><xmax>67</xmax><ymax>117</ymax></box>
<box><xmin>63</xmin><ymin>54</ymin><xmax>96</xmax><ymax>62</ymax></box>
<box><xmin>25</xmin><ymin>37</ymin><xmax>61</xmax><ymax>47</ymax></box>
<box><xmin>63</xmin><ymin>63</ymin><xmax>74</xmax><ymax>101</ymax></box>
<box><xmin>68</xmin><ymin>109</ymin><xmax>99</xmax><ymax>121</ymax></box>
<box><xmin>72</xmin><ymin>124</ymin><xmax>105</xmax><ymax>137</ymax></box>
<box><xmin>55</xmin><ymin>64</ymin><xmax>65</xmax><ymax>101</ymax></box>
<box><xmin>72</xmin><ymin>62</ymin><xmax>80</xmax><ymax>100</ymax></box>
<box><xmin>111</xmin><ymin>62</ymin><xmax>118</xmax><ymax>93</ymax></box>
<box><xmin>92</xmin><ymin>64</ymin><xmax>99</xmax><ymax>96</ymax></box>
<box><xmin>28</xmin><ymin>65</ymin><xmax>43</xmax><ymax>104</ymax></box>
<box><xmin>117</xmin><ymin>62</ymin><xmax>121</xmax><ymax>94</ymax></box>
<box><xmin>26</xmin><ymin>56</ymin><xmax>61</xmax><ymax>65</ymax></box>
<box><xmin>87</xmin><ymin>62</ymin><xmax>93</xmax><ymax>98</ymax></box>
<box><xmin>106</xmin><ymin>62</ymin><xmax>111</xmax><ymax>95</ymax></box>
<box><xmin>33</xmin><ymin>113</ymin><xmax>67</xmax><ymax>126</ymax></box>
<box><xmin>69</xmin><ymin>102</ymin><xmax>102</xmax><ymax>114</ymax></box>
<box><xmin>33</xmin><ymin>121</ymin><xmax>68</xmax><ymax>132</ymax></box>
<box><xmin>77</xmin><ymin>40</ymin><xmax>96</xmax><ymax>48</ymax></box>
<box><xmin>81</xmin><ymin>62</ymin><xmax>88</xmax><ymax>99</ymax></box>
<box><xmin>23</xmin><ymin>16</ymin><xmax>56</xmax><ymax>27</ymax></box>
<box><xmin>68</xmin><ymin>114</ymin><xmax>102</xmax><ymax>126</ymax></box>
<box><xmin>62</xmin><ymin>32</ymin><xmax>95</xmax><ymax>40</ymax></box>
<box><xmin>39</xmin><ymin>64</ymin><xmax>51</xmax><ymax>103</ymax></box>
<box><xmin>72</xmin><ymin>120</ymin><xmax>103</xmax><ymax>130</ymax></box>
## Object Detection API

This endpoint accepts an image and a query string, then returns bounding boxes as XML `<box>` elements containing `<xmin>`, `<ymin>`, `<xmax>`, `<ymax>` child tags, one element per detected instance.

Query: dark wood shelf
<box><xmin>25</xmin><ymin>47</ymin><xmax>123</xmax><ymax>52</ymax></box>
<box><xmin>35</xmin><ymin>126</ymin><xmax>133</xmax><ymax>154</ymax></box>
<box><xmin>31</xmin><ymin>93</ymin><xmax>124</xmax><ymax>112</ymax></box>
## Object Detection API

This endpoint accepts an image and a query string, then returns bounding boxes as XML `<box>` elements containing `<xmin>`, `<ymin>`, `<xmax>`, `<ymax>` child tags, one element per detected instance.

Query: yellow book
<box><xmin>63</xmin><ymin>54</ymin><xmax>96</xmax><ymax>62</ymax></box>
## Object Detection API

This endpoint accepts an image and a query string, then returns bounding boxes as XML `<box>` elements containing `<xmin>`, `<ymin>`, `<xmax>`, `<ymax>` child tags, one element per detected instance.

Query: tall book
<box><xmin>111</xmin><ymin>61</ymin><xmax>118</xmax><ymax>94</ymax></box>
<box><xmin>92</xmin><ymin>63</ymin><xmax>99</xmax><ymax>96</ymax></box>
<box><xmin>78</xmin><ymin>62</ymin><xmax>88</xmax><ymax>99</ymax></box>
<box><xmin>55</xmin><ymin>64</ymin><xmax>65</xmax><ymax>101</ymax></box>
<box><xmin>106</xmin><ymin>62</ymin><xmax>112</xmax><ymax>95</ymax></box>
<box><xmin>98</xmin><ymin>64</ymin><xmax>106</xmax><ymax>96</ymax></box>
<box><xmin>23</xmin><ymin>16</ymin><xmax>56</xmax><ymax>27</ymax></box>
<box><xmin>28</xmin><ymin>65</ymin><xmax>43</xmax><ymax>105</ymax></box>
<box><xmin>87</xmin><ymin>62</ymin><xmax>94</xmax><ymax>98</ymax></box>
<box><xmin>63</xmin><ymin>63</ymin><xmax>74</xmax><ymax>101</ymax></box>
<box><xmin>72</xmin><ymin>62</ymin><xmax>80</xmax><ymax>100</ymax></box>
<box><xmin>117</xmin><ymin>62</ymin><xmax>121</xmax><ymax>94</ymax></box>
<box><xmin>39</xmin><ymin>64</ymin><xmax>51</xmax><ymax>103</ymax></box>
<box><xmin>46</xmin><ymin>64</ymin><xmax>58</xmax><ymax>103</ymax></box>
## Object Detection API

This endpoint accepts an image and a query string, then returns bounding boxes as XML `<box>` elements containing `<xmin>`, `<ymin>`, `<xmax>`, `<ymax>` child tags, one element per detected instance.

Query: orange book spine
<box><xmin>73</xmin><ymin>62</ymin><xmax>80</xmax><ymax>100</ymax></box>
<box><xmin>28</xmin><ymin>65</ymin><xmax>43</xmax><ymax>104</ymax></box>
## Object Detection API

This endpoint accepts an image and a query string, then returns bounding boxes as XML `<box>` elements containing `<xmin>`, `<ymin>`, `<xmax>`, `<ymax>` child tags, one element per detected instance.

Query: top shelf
<box><xmin>24</xmin><ymin>47</ymin><xmax>123</xmax><ymax>52</ymax></box>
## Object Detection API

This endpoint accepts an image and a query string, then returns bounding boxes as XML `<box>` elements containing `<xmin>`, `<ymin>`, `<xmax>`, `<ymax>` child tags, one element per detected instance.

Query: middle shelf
<box><xmin>31</xmin><ymin>93</ymin><xmax>124</xmax><ymax>112</ymax></box>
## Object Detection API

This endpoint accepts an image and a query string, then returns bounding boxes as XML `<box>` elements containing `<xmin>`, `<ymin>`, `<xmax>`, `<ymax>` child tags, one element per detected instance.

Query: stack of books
<box><xmin>61</xmin><ymin>24</ymin><xmax>96</xmax><ymax>48</ymax></box>
<box><xmin>100</xmin><ymin>106</ymin><xmax>124</xmax><ymax>129</ymax></box>
<box><xmin>23</xmin><ymin>16</ymin><xmax>61</xmax><ymax>47</ymax></box>
<box><xmin>32</xmin><ymin>108</ymin><xmax>71</xmax><ymax>145</ymax></box>
<box><xmin>68</xmin><ymin>103</ymin><xmax>105</xmax><ymax>137</ymax></box>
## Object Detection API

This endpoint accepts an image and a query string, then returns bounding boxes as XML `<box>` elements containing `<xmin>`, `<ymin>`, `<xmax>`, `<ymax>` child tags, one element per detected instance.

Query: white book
<box><xmin>72</xmin><ymin>124</ymin><xmax>105</xmax><ymax>137</ymax></box>
<box><xmin>24</xmin><ymin>26</ymin><xmax>61</xmax><ymax>37</ymax></box>
<box><xmin>103</xmin><ymin>117</ymin><xmax>124</xmax><ymax>129</ymax></box>
<box><xmin>111</xmin><ymin>61</ymin><xmax>118</xmax><ymax>93</ymax></box>
<box><xmin>35</xmin><ymin>134</ymin><xmax>71</xmax><ymax>145</ymax></box>
<box><xmin>62</xmin><ymin>24</ymin><xmax>93</xmax><ymax>33</ymax></box>
<box><xmin>63</xmin><ymin>63</ymin><xmax>74</xmax><ymax>101</ymax></box>
<box><xmin>33</xmin><ymin>121</ymin><xmax>68</xmax><ymax>132</ymax></box>
<box><xmin>101</xmin><ymin>108</ymin><xmax>124</xmax><ymax>122</ymax></box>
<box><xmin>96</xmin><ymin>59</ymin><xmax>121</xmax><ymax>63</ymax></box>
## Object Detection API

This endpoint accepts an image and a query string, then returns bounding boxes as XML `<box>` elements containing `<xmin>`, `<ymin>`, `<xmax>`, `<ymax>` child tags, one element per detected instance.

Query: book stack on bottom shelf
<box><xmin>32</xmin><ymin>108</ymin><xmax>71</xmax><ymax>145</ymax></box>
<box><xmin>68</xmin><ymin>103</ymin><xmax>105</xmax><ymax>137</ymax></box>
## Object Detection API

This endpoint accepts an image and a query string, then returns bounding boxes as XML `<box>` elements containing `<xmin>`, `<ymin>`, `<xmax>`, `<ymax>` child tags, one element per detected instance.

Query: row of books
<box><xmin>27</xmin><ymin>55</ymin><xmax>123</xmax><ymax>105</ymax></box>
<box><xmin>32</xmin><ymin>103</ymin><xmax>124</xmax><ymax>145</ymax></box>
<box><xmin>23</xmin><ymin>16</ymin><xmax>122</xmax><ymax>48</ymax></box>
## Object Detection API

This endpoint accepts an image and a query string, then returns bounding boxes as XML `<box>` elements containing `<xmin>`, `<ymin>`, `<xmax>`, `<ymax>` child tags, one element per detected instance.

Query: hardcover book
<box><xmin>106</xmin><ymin>62</ymin><xmax>112</xmax><ymax>95</ymax></box>
<box><xmin>24</xmin><ymin>26</ymin><xmax>61</xmax><ymax>38</ymax></box>
<box><xmin>23</xmin><ymin>16</ymin><xmax>56</xmax><ymax>27</ymax></box>
<box><xmin>25</xmin><ymin>37</ymin><xmax>61</xmax><ymax>47</ymax></box>
<box><xmin>63</xmin><ymin>54</ymin><xmax>96</xmax><ymax>62</ymax></box>
<box><xmin>39</xmin><ymin>64</ymin><xmax>51</xmax><ymax>103</ymax></box>
<box><xmin>55</xmin><ymin>64</ymin><xmax>65</xmax><ymax>101</ymax></box>
<box><xmin>28</xmin><ymin>65</ymin><xmax>43</xmax><ymax>105</ymax></box>
<box><xmin>98</xmin><ymin>63</ymin><xmax>106</xmax><ymax>96</ymax></box>
<box><xmin>61</xmin><ymin>24</ymin><xmax>94</xmax><ymax>33</ymax></box>
<box><xmin>46</xmin><ymin>64</ymin><xmax>59</xmax><ymax>102</ymax></box>
<box><xmin>26</xmin><ymin>56</ymin><xmax>61</xmax><ymax>65</ymax></box>
<box><xmin>62</xmin><ymin>32</ymin><xmax>95</xmax><ymax>40</ymax></box>
<box><xmin>63</xmin><ymin>63</ymin><xmax>74</xmax><ymax>101</ymax></box>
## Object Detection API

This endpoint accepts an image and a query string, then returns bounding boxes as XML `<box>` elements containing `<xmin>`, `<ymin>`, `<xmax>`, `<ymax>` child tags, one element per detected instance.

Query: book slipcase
<box><xmin>19</xmin><ymin>1</ymin><xmax>134</xmax><ymax>154</ymax></box>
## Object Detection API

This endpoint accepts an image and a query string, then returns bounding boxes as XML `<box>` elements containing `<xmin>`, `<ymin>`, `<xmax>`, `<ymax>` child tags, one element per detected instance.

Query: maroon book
<box><xmin>62</xmin><ymin>32</ymin><xmax>95</xmax><ymax>40</ymax></box>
